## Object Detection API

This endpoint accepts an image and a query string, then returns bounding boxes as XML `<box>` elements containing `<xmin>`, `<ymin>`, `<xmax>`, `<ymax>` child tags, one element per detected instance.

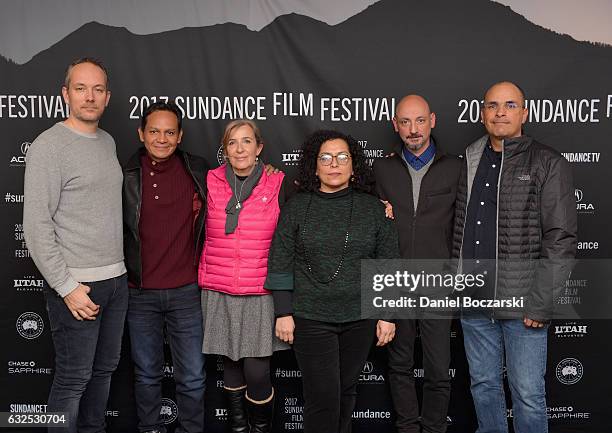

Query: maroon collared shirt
<box><xmin>138</xmin><ymin>153</ymin><xmax>197</xmax><ymax>289</ymax></box>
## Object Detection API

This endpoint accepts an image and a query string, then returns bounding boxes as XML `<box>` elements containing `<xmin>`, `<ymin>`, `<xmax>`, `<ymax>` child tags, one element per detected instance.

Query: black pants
<box><xmin>387</xmin><ymin>318</ymin><xmax>451</xmax><ymax>433</ymax></box>
<box><xmin>293</xmin><ymin>317</ymin><xmax>376</xmax><ymax>433</ymax></box>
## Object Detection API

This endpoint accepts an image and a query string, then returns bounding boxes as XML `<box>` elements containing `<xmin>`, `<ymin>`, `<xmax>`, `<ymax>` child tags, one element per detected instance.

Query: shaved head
<box><xmin>395</xmin><ymin>94</ymin><xmax>431</xmax><ymax>117</ymax></box>
<box><xmin>484</xmin><ymin>81</ymin><xmax>526</xmax><ymax>106</ymax></box>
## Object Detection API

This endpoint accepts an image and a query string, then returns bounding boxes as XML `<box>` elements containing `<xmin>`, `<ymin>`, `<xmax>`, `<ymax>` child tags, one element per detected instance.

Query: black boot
<box><xmin>225</xmin><ymin>386</ymin><xmax>249</xmax><ymax>433</ymax></box>
<box><xmin>246</xmin><ymin>389</ymin><xmax>274</xmax><ymax>433</ymax></box>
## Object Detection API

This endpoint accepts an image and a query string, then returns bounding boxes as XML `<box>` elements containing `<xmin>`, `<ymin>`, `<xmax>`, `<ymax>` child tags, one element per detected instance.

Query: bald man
<box><xmin>452</xmin><ymin>81</ymin><xmax>576</xmax><ymax>433</ymax></box>
<box><xmin>373</xmin><ymin>95</ymin><xmax>461</xmax><ymax>433</ymax></box>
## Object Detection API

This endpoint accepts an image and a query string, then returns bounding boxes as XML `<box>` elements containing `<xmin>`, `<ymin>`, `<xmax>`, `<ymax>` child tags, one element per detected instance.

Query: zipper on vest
<box><xmin>493</xmin><ymin>140</ymin><xmax>505</xmax><ymax>318</ymax></box>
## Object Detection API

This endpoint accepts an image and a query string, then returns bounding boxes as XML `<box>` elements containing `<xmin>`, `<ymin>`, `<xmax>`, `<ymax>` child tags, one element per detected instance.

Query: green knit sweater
<box><xmin>265</xmin><ymin>187</ymin><xmax>400</xmax><ymax>323</ymax></box>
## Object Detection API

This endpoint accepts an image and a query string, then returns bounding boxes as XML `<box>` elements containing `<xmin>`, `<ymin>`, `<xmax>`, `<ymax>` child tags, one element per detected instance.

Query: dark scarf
<box><xmin>224</xmin><ymin>160</ymin><xmax>263</xmax><ymax>234</ymax></box>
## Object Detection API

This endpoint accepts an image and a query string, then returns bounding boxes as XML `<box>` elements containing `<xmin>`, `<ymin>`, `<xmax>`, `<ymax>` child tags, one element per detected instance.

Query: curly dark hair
<box><xmin>297</xmin><ymin>129</ymin><xmax>373</xmax><ymax>193</ymax></box>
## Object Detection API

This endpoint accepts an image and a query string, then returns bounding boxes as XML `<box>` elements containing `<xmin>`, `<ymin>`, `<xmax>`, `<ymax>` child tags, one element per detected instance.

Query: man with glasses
<box><xmin>452</xmin><ymin>81</ymin><xmax>576</xmax><ymax>433</ymax></box>
<box><xmin>373</xmin><ymin>94</ymin><xmax>461</xmax><ymax>433</ymax></box>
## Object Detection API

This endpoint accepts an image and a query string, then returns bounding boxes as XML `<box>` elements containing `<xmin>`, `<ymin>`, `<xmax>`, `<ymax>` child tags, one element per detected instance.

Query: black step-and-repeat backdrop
<box><xmin>1</xmin><ymin>0</ymin><xmax>611</xmax><ymax>432</ymax></box>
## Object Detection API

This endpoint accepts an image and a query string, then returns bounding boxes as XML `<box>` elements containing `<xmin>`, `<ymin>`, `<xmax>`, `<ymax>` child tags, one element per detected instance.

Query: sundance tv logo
<box><xmin>16</xmin><ymin>312</ymin><xmax>44</xmax><ymax>339</ymax></box>
<box><xmin>556</xmin><ymin>358</ymin><xmax>584</xmax><ymax>385</ymax></box>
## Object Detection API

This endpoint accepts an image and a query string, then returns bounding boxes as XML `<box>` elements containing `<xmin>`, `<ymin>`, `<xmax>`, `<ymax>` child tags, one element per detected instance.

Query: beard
<box><xmin>404</xmin><ymin>135</ymin><xmax>426</xmax><ymax>152</ymax></box>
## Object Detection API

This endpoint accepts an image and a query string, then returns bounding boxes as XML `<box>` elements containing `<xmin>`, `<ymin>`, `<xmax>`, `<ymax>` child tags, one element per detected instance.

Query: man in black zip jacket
<box><xmin>373</xmin><ymin>95</ymin><xmax>461</xmax><ymax>433</ymax></box>
<box><xmin>123</xmin><ymin>102</ymin><xmax>208</xmax><ymax>433</ymax></box>
<box><xmin>453</xmin><ymin>82</ymin><xmax>576</xmax><ymax>433</ymax></box>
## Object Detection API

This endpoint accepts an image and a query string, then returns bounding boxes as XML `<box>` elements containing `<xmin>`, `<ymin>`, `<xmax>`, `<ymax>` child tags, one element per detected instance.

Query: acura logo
<box><xmin>21</xmin><ymin>142</ymin><xmax>31</xmax><ymax>155</ymax></box>
<box><xmin>362</xmin><ymin>361</ymin><xmax>374</xmax><ymax>374</ymax></box>
<box><xmin>574</xmin><ymin>189</ymin><xmax>583</xmax><ymax>203</ymax></box>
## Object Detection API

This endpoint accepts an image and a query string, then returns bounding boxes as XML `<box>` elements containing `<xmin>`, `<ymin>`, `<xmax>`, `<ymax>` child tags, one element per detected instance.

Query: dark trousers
<box><xmin>128</xmin><ymin>283</ymin><xmax>206</xmax><ymax>433</ymax></box>
<box><xmin>387</xmin><ymin>319</ymin><xmax>451</xmax><ymax>433</ymax></box>
<box><xmin>293</xmin><ymin>317</ymin><xmax>376</xmax><ymax>433</ymax></box>
<box><xmin>45</xmin><ymin>274</ymin><xmax>128</xmax><ymax>433</ymax></box>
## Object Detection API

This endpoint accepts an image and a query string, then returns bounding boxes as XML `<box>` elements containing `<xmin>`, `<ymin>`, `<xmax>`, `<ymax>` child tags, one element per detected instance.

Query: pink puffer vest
<box><xmin>198</xmin><ymin>165</ymin><xmax>284</xmax><ymax>295</ymax></box>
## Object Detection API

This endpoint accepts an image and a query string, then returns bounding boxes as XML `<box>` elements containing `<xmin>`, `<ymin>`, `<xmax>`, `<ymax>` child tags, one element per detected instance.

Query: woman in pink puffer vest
<box><xmin>198</xmin><ymin>119</ymin><xmax>288</xmax><ymax>433</ymax></box>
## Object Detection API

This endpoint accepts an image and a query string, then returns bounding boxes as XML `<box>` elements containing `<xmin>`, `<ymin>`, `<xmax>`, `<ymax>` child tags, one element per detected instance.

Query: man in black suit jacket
<box><xmin>373</xmin><ymin>95</ymin><xmax>461</xmax><ymax>433</ymax></box>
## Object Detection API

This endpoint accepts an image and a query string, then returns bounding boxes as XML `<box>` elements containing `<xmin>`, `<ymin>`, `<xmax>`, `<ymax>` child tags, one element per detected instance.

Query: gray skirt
<box><xmin>201</xmin><ymin>290</ymin><xmax>289</xmax><ymax>361</ymax></box>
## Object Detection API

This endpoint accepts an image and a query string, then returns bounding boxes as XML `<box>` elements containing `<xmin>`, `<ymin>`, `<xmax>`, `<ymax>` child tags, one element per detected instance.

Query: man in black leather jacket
<box><xmin>123</xmin><ymin>101</ymin><xmax>208</xmax><ymax>433</ymax></box>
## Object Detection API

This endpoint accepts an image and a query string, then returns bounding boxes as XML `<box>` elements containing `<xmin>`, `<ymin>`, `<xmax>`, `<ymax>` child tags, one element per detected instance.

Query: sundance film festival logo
<box><xmin>555</xmin><ymin>321</ymin><xmax>588</xmax><ymax>338</ymax></box>
<box><xmin>160</xmin><ymin>398</ymin><xmax>178</xmax><ymax>424</ymax></box>
<box><xmin>14</xmin><ymin>276</ymin><xmax>44</xmax><ymax>293</ymax></box>
<box><xmin>283</xmin><ymin>397</ymin><xmax>303</xmax><ymax>430</ymax></box>
<box><xmin>9</xmin><ymin>141</ymin><xmax>30</xmax><ymax>167</ymax></box>
<box><xmin>16</xmin><ymin>312</ymin><xmax>44</xmax><ymax>339</ymax></box>
<box><xmin>557</xmin><ymin>279</ymin><xmax>586</xmax><ymax>305</ymax></box>
<box><xmin>358</xmin><ymin>140</ymin><xmax>384</xmax><ymax>166</ymax></box>
<box><xmin>574</xmin><ymin>188</ymin><xmax>595</xmax><ymax>214</ymax></box>
<box><xmin>556</xmin><ymin>358</ymin><xmax>583</xmax><ymax>385</ymax></box>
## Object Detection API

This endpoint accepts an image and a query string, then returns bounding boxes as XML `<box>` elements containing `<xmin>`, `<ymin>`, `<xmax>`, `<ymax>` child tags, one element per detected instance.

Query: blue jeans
<box><xmin>461</xmin><ymin>317</ymin><xmax>548</xmax><ymax>433</ymax></box>
<box><xmin>128</xmin><ymin>283</ymin><xmax>205</xmax><ymax>433</ymax></box>
<box><xmin>45</xmin><ymin>274</ymin><xmax>128</xmax><ymax>433</ymax></box>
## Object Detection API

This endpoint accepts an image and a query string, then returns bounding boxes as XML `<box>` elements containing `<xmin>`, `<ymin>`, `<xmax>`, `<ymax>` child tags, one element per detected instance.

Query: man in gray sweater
<box><xmin>23</xmin><ymin>57</ymin><xmax>127</xmax><ymax>433</ymax></box>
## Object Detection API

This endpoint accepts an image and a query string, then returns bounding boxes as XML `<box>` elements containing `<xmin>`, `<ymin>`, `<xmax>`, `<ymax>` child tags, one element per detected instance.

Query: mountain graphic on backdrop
<box><xmin>1</xmin><ymin>0</ymin><xmax>610</xmax><ymax>164</ymax></box>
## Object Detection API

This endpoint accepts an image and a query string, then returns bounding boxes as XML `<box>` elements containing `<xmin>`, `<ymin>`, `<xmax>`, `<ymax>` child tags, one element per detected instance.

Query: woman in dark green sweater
<box><xmin>265</xmin><ymin>130</ymin><xmax>399</xmax><ymax>433</ymax></box>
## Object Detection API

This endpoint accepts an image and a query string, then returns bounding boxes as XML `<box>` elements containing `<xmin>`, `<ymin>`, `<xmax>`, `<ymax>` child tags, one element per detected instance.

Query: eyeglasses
<box><xmin>482</xmin><ymin>101</ymin><xmax>523</xmax><ymax>111</ymax></box>
<box><xmin>318</xmin><ymin>152</ymin><xmax>351</xmax><ymax>166</ymax></box>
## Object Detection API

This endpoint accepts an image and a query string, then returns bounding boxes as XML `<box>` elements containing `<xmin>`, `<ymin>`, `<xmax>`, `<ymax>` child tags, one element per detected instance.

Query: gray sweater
<box><xmin>23</xmin><ymin>122</ymin><xmax>126</xmax><ymax>297</ymax></box>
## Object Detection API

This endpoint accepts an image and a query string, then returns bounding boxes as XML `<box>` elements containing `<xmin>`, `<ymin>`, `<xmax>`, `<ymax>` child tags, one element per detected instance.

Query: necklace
<box><xmin>301</xmin><ymin>190</ymin><xmax>354</xmax><ymax>283</ymax></box>
<box><xmin>233</xmin><ymin>174</ymin><xmax>246</xmax><ymax>209</ymax></box>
